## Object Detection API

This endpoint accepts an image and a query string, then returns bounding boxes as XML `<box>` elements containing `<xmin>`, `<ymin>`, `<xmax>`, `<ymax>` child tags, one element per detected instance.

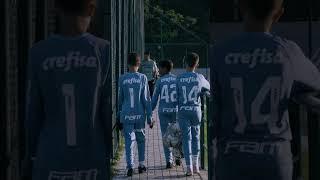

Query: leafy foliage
<box><xmin>145</xmin><ymin>0</ymin><xmax>198</xmax><ymax>43</ymax></box>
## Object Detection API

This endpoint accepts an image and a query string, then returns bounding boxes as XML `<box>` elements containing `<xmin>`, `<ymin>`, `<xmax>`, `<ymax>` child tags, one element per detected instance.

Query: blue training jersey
<box><xmin>26</xmin><ymin>33</ymin><xmax>111</xmax><ymax>173</ymax></box>
<box><xmin>211</xmin><ymin>32</ymin><xmax>320</xmax><ymax>141</ymax></box>
<box><xmin>151</xmin><ymin>73</ymin><xmax>178</xmax><ymax>113</ymax></box>
<box><xmin>177</xmin><ymin>72</ymin><xmax>210</xmax><ymax>112</ymax></box>
<box><xmin>118</xmin><ymin>72</ymin><xmax>152</xmax><ymax>124</ymax></box>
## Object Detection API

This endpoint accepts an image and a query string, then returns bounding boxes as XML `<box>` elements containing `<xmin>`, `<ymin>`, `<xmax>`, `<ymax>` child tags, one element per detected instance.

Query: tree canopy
<box><xmin>144</xmin><ymin>0</ymin><xmax>199</xmax><ymax>43</ymax></box>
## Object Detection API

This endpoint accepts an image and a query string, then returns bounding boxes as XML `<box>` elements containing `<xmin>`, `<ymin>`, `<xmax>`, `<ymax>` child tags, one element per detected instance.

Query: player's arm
<box><xmin>142</xmin><ymin>76</ymin><xmax>153</xmax><ymax>125</ymax></box>
<box><xmin>153</xmin><ymin>61</ymin><xmax>159</xmax><ymax>80</ymax></box>
<box><xmin>290</xmin><ymin>42</ymin><xmax>320</xmax><ymax>108</ymax></box>
<box><xmin>151</xmin><ymin>80</ymin><xmax>160</xmax><ymax>111</ymax></box>
<box><xmin>291</xmin><ymin>42</ymin><xmax>320</xmax><ymax>91</ymax></box>
<box><xmin>295</xmin><ymin>92</ymin><xmax>320</xmax><ymax>112</ymax></box>
<box><xmin>200</xmin><ymin>75</ymin><xmax>211</xmax><ymax>97</ymax></box>
<box><xmin>25</xmin><ymin>49</ymin><xmax>44</xmax><ymax>159</ymax></box>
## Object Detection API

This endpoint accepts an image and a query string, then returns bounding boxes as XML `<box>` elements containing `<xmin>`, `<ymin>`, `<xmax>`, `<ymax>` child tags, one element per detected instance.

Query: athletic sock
<box><xmin>192</xmin><ymin>155</ymin><xmax>199</xmax><ymax>171</ymax></box>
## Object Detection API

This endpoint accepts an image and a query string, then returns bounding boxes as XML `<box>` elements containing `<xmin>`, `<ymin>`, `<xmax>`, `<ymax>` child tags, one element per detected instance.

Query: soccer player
<box><xmin>25</xmin><ymin>0</ymin><xmax>111</xmax><ymax>179</ymax></box>
<box><xmin>118</xmin><ymin>53</ymin><xmax>153</xmax><ymax>176</ymax></box>
<box><xmin>210</xmin><ymin>0</ymin><xmax>320</xmax><ymax>180</ymax></box>
<box><xmin>140</xmin><ymin>51</ymin><xmax>159</xmax><ymax>96</ymax></box>
<box><xmin>177</xmin><ymin>53</ymin><xmax>210</xmax><ymax>176</ymax></box>
<box><xmin>151</xmin><ymin>60</ymin><xmax>181</xmax><ymax>168</ymax></box>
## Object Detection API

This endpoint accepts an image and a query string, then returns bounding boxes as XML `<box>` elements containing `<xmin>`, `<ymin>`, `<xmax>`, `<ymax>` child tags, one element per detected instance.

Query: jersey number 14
<box><xmin>231</xmin><ymin>77</ymin><xmax>286</xmax><ymax>135</ymax></box>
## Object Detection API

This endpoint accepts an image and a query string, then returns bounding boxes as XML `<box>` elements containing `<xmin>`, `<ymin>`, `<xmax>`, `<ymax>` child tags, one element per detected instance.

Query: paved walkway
<box><xmin>113</xmin><ymin>111</ymin><xmax>208</xmax><ymax>180</ymax></box>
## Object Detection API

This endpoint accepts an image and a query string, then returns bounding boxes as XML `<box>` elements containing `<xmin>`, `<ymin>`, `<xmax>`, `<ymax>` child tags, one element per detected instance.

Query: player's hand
<box><xmin>149</xmin><ymin>122</ymin><xmax>154</xmax><ymax>129</ymax></box>
<box><xmin>149</xmin><ymin>120</ymin><xmax>155</xmax><ymax>129</ymax></box>
<box><xmin>200</xmin><ymin>89</ymin><xmax>211</xmax><ymax>98</ymax></box>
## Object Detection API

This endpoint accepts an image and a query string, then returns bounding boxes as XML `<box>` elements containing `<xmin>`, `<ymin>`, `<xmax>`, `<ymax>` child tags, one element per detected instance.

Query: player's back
<box><xmin>211</xmin><ymin>32</ymin><xmax>320</xmax><ymax>141</ymax></box>
<box><xmin>119</xmin><ymin>72</ymin><xmax>149</xmax><ymax>123</ymax></box>
<box><xmin>154</xmin><ymin>73</ymin><xmax>177</xmax><ymax>113</ymax></box>
<box><xmin>140</xmin><ymin>60</ymin><xmax>156</xmax><ymax>80</ymax></box>
<box><xmin>28</xmin><ymin>33</ymin><xmax>109</xmax><ymax>169</ymax></box>
<box><xmin>177</xmin><ymin>72</ymin><xmax>210</xmax><ymax>111</ymax></box>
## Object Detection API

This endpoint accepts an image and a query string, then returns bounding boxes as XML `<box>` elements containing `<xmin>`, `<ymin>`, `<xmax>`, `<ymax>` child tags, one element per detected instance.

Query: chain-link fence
<box><xmin>101</xmin><ymin>0</ymin><xmax>145</xmax><ymax>162</ymax></box>
<box><xmin>146</xmin><ymin>43</ymin><xmax>208</xmax><ymax>69</ymax></box>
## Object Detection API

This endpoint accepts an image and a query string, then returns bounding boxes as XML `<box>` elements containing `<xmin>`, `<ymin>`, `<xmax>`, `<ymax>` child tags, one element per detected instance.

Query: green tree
<box><xmin>145</xmin><ymin>0</ymin><xmax>198</xmax><ymax>43</ymax></box>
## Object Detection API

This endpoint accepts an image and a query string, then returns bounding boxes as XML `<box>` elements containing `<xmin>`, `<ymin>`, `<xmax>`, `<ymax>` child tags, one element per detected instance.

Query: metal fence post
<box><xmin>200</xmin><ymin>96</ymin><xmax>205</xmax><ymax>170</ymax></box>
<box><xmin>35</xmin><ymin>0</ymin><xmax>48</xmax><ymax>42</ymax></box>
<box><xmin>99</xmin><ymin>0</ymin><xmax>112</xmax><ymax>178</ymax></box>
<box><xmin>1</xmin><ymin>0</ymin><xmax>9</xmax><ymax>179</ymax></box>
<box><xmin>208</xmin><ymin>44</ymin><xmax>215</xmax><ymax>180</ymax></box>
<box><xmin>308</xmin><ymin>111</ymin><xmax>320</xmax><ymax>180</ymax></box>
<box><xmin>207</xmin><ymin>94</ymin><xmax>214</xmax><ymax>180</ymax></box>
<box><xmin>17</xmin><ymin>0</ymin><xmax>32</xmax><ymax>179</ymax></box>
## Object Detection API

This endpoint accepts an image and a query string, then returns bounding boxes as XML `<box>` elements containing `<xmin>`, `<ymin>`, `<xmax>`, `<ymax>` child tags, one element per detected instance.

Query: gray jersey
<box><xmin>140</xmin><ymin>59</ymin><xmax>158</xmax><ymax>81</ymax></box>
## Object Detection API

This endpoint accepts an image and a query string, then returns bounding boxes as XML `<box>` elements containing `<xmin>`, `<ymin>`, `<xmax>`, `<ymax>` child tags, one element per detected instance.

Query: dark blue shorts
<box><xmin>215</xmin><ymin>139</ymin><xmax>293</xmax><ymax>180</ymax></box>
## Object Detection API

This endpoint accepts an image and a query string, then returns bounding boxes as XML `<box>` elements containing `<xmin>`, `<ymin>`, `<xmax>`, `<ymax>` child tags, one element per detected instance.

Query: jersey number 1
<box><xmin>62</xmin><ymin>84</ymin><xmax>77</xmax><ymax>146</ymax></box>
<box><xmin>129</xmin><ymin>88</ymin><xmax>134</xmax><ymax>108</ymax></box>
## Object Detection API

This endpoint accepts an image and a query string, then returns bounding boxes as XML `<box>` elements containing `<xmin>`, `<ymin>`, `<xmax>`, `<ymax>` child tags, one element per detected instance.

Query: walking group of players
<box><xmin>25</xmin><ymin>0</ymin><xmax>320</xmax><ymax>179</ymax></box>
<box><xmin>117</xmin><ymin>52</ymin><xmax>210</xmax><ymax>176</ymax></box>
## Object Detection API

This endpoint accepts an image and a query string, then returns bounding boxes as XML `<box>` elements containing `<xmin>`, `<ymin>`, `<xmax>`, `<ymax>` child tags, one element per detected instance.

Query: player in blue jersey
<box><xmin>25</xmin><ymin>0</ymin><xmax>111</xmax><ymax>179</ymax></box>
<box><xmin>151</xmin><ymin>60</ymin><xmax>181</xmax><ymax>168</ymax></box>
<box><xmin>118</xmin><ymin>53</ymin><xmax>154</xmax><ymax>176</ymax></box>
<box><xmin>210</xmin><ymin>0</ymin><xmax>320</xmax><ymax>180</ymax></box>
<box><xmin>177</xmin><ymin>53</ymin><xmax>210</xmax><ymax>176</ymax></box>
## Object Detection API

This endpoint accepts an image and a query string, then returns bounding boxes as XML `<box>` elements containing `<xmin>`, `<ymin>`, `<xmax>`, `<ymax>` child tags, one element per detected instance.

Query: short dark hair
<box><xmin>242</xmin><ymin>0</ymin><xmax>283</xmax><ymax>20</ymax></box>
<box><xmin>55</xmin><ymin>0</ymin><xmax>96</xmax><ymax>15</ymax></box>
<box><xmin>185</xmin><ymin>53</ymin><xmax>199</xmax><ymax>68</ymax></box>
<box><xmin>128</xmin><ymin>52</ymin><xmax>141</xmax><ymax>67</ymax></box>
<box><xmin>159</xmin><ymin>60</ymin><xmax>173</xmax><ymax>72</ymax></box>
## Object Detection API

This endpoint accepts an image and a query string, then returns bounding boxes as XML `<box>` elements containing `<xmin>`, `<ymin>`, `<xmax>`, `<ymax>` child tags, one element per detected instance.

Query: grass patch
<box><xmin>111</xmin><ymin>136</ymin><xmax>125</xmax><ymax>177</ymax></box>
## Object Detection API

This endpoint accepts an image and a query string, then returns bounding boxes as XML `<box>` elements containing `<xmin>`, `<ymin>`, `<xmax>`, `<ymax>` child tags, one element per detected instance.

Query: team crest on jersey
<box><xmin>42</xmin><ymin>51</ymin><xmax>97</xmax><ymax>71</ymax></box>
<box><xmin>225</xmin><ymin>48</ymin><xmax>282</xmax><ymax>68</ymax></box>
